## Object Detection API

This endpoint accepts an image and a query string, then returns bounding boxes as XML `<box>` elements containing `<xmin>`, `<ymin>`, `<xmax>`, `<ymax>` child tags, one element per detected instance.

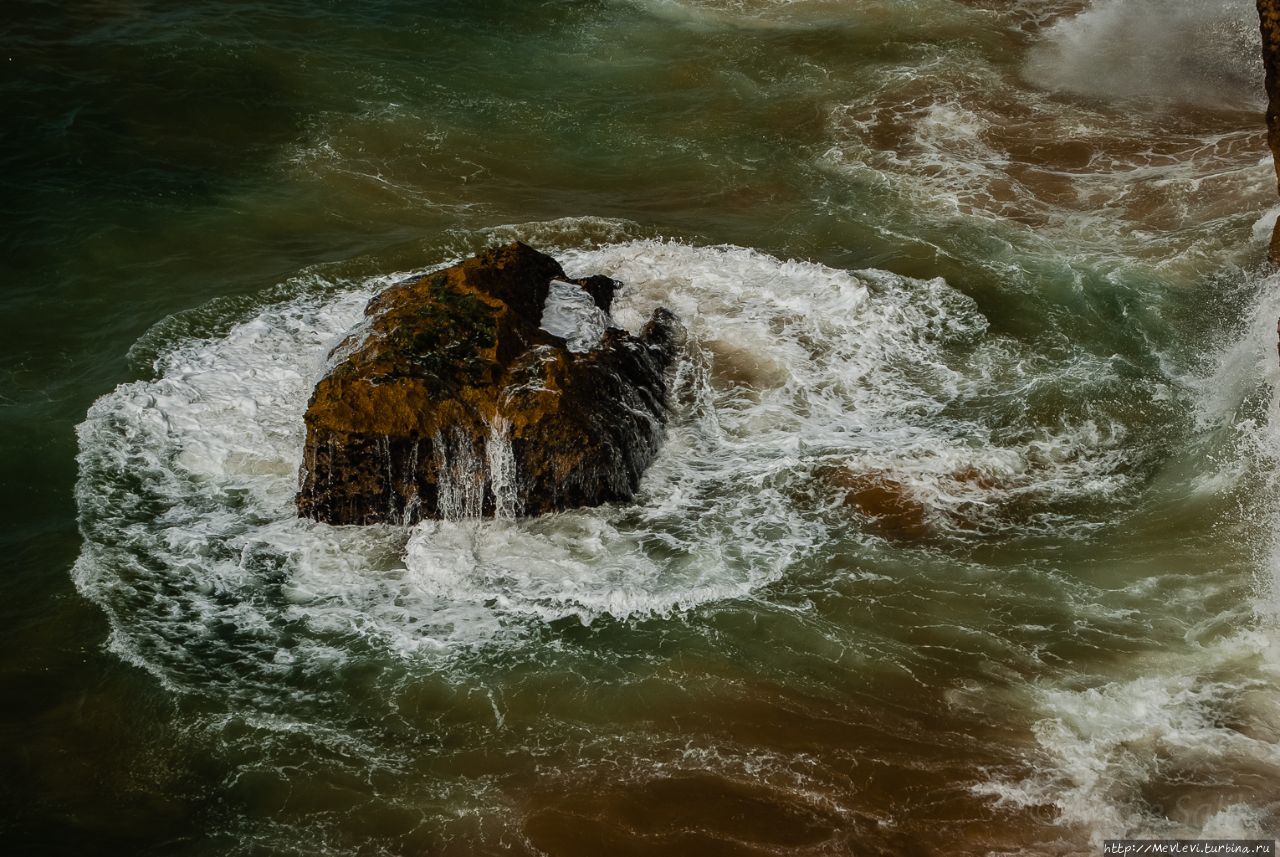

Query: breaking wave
<box><xmin>1025</xmin><ymin>0</ymin><xmax>1263</xmax><ymax>110</ymax></box>
<box><xmin>74</xmin><ymin>234</ymin><xmax>1149</xmax><ymax>696</ymax></box>
<box><xmin>973</xmin><ymin>268</ymin><xmax>1280</xmax><ymax>842</ymax></box>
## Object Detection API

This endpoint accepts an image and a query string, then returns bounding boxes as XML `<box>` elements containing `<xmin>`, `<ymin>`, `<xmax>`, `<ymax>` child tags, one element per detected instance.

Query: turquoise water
<box><xmin>5</xmin><ymin>0</ymin><xmax>1280</xmax><ymax>853</ymax></box>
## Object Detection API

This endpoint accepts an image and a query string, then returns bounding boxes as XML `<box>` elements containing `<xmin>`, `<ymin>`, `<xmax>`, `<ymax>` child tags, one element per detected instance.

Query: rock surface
<box><xmin>1260</xmin><ymin>0</ymin><xmax>1280</xmax><ymax>263</ymax></box>
<box><xmin>296</xmin><ymin>242</ymin><xmax>683</xmax><ymax>524</ymax></box>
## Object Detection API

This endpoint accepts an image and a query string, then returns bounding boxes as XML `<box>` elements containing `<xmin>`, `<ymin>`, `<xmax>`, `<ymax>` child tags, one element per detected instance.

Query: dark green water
<box><xmin>5</xmin><ymin>0</ymin><xmax>1280</xmax><ymax>854</ymax></box>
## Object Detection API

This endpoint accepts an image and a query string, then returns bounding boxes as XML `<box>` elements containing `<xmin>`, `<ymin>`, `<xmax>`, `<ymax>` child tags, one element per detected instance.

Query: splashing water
<box><xmin>1025</xmin><ymin>0</ymin><xmax>1263</xmax><ymax>110</ymax></box>
<box><xmin>76</xmin><ymin>234</ymin><xmax>1162</xmax><ymax>668</ymax></box>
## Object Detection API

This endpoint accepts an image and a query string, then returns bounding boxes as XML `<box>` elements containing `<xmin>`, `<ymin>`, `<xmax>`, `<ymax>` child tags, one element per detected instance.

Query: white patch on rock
<box><xmin>540</xmin><ymin>279</ymin><xmax>609</xmax><ymax>353</ymax></box>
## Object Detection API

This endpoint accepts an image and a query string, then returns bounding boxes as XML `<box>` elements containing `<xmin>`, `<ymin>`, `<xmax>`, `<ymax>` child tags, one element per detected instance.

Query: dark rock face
<box><xmin>1259</xmin><ymin>1</ymin><xmax>1280</xmax><ymax>262</ymax></box>
<box><xmin>297</xmin><ymin>242</ymin><xmax>683</xmax><ymax>524</ymax></box>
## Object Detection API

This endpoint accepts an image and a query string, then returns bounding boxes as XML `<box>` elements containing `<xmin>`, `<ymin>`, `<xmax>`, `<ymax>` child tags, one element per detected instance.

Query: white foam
<box><xmin>540</xmin><ymin>279</ymin><xmax>610</xmax><ymax>353</ymax></box>
<box><xmin>821</xmin><ymin>0</ymin><xmax>1273</xmax><ymax>278</ymax></box>
<box><xmin>1251</xmin><ymin>203</ymin><xmax>1280</xmax><ymax>248</ymax></box>
<box><xmin>563</xmin><ymin>241</ymin><xmax>1138</xmax><ymax>537</ymax></box>
<box><xmin>974</xmin><ymin>265</ymin><xmax>1280</xmax><ymax>841</ymax></box>
<box><xmin>74</xmin><ymin>239</ymin><xmax>1148</xmax><ymax>685</ymax></box>
<box><xmin>975</xmin><ymin>630</ymin><xmax>1280</xmax><ymax>841</ymax></box>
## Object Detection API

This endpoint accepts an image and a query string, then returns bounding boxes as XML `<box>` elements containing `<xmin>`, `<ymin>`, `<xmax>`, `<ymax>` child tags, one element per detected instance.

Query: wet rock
<box><xmin>823</xmin><ymin>467</ymin><xmax>931</xmax><ymax>540</ymax></box>
<box><xmin>1259</xmin><ymin>0</ymin><xmax>1280</xmax><ymax>263</ymax></box>
<box><xmin>296</xmin><ymin>242</ymin><xmax>683</xmax><ymax>524</ymax></box>
<box><xmin>819</xmin><ymin>464</ymin><xmax>1011</xmax><ymax>540</ymax></box>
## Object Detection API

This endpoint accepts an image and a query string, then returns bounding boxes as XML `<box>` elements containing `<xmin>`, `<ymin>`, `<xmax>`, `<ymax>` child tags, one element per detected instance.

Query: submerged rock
<box><xmin>820</xmin><ymin>466</ymin><xmax>931</xmax><ymax>540</ymax></box>
<box><xmin>818</xmin><ymin>464</ymin><xmax>1011</xmax><ymax>540</ymax></box>
<box><xmin>296</xmin><ymin>242</ymin><xmax>683</xmax><ymax>524</ymax></box>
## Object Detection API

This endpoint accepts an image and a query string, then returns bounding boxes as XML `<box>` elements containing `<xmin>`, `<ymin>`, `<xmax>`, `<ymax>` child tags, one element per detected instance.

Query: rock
<box><xmin>818</xmin><ymin>464</ymin><xmax>1010</xmax><ymax>540</ymax></box>
<box><xmin>296</xmin><ymin>242</ymin><xmax>684</xmax><ymax>525</ymax></box>
<box><xmin>1259</xmin><ymin>0</ymin><xmax>1280</xmax><ymax>263</ymax></box>
<box><xmin>820</xmin><ymin>467</ymin><xmax>931</xmax><ymax>540</ymax></box>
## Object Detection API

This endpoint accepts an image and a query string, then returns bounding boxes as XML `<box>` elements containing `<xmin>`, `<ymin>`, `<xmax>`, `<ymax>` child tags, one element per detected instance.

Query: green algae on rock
<box><xmin>296</xmin><ymin>242</ymin><xmax>683</xmax><ymax>524</ymax></box>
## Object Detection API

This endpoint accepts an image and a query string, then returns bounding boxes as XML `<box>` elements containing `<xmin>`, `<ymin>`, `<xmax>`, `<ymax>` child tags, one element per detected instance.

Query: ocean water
<box><xmin>4</xmin><ymin>0</ymin><xmax>1280</xmax><ymax>853</ymax></box>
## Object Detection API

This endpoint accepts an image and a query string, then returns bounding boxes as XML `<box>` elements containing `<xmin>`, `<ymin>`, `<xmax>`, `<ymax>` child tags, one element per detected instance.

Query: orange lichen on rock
<box><xmin>296</xmin><ymin>242</ymin><xmax>683</xmax><ymax>524</ymax></box>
